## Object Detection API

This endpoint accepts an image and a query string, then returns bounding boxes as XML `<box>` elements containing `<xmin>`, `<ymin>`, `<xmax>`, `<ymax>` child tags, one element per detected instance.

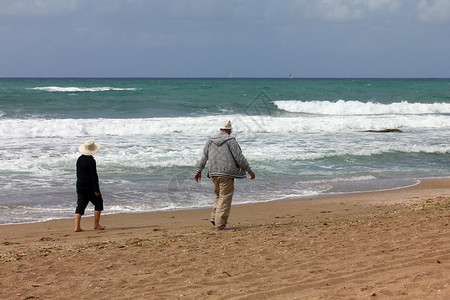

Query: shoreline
<box><xmin>1</xmin><ymin>178</ymin><xmax>449</xmax><ymax>299</ymax></box>
<box><xmin>1</xmin><ymin>176</ymin><xmax>444</xmax><ymax>227</ymax></box>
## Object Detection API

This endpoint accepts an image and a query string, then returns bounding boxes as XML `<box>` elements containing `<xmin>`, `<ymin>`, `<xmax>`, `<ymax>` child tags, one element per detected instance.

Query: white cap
<box><xmin>220</xmin><ymin>120</ymin><xmax>232</xmax><ymax>130</ymax></box>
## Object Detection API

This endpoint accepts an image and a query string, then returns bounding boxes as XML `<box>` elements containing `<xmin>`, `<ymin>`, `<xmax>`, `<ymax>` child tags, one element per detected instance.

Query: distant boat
<box><xmin>288</xmin><ymin>72</ymin><xmax>293</xmax><ymax>79</ymax></box>
<box><xmin>229</xmin><ymin>72</ymin><xmax>233</xmax><ymax>79</ymax></box>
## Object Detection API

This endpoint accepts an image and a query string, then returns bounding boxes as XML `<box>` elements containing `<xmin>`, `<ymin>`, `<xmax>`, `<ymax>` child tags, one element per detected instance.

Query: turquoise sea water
<box><xmin>0</xmin><ymin>78</ymin><xmax>449</xmax><ymax>224</ymax></box>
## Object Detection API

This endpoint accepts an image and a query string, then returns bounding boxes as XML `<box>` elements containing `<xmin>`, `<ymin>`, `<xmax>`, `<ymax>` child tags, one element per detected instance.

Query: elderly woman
<box><xmin>74</xmin><ymin>140</ymin><xmax>105</xmax><ymax>232</ymax></box>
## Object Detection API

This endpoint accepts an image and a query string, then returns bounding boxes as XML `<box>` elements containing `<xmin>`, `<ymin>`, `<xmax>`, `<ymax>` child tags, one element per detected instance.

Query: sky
<box><xmin>1</xmin><ymin>0</ymin><xmax>449</xmax><ymax>78</ymax></box>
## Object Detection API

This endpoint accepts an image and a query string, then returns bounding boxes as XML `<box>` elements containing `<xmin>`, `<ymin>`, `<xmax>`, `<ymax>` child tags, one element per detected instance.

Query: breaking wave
<box><xmin>274</xmin><ymin>100</ymin><xmax>450</xmax><ymax>115</ymax></box>
<box><xmin>28</xmin><ymin>86</ymin><xmax>138</xmax><ymax>92</ymax></box>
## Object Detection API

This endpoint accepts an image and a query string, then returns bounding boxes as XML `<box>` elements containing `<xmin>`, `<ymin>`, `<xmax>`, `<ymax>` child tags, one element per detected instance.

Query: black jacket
<box><xmin>76</xmin><ymin>155</ymin><xmax>100</xmax><ymax>193</ymax></box>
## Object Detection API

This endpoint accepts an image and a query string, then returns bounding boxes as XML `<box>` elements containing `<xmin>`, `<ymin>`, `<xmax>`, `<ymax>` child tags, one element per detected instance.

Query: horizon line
<box><xmin>1</xmin><ymin>76</ymin><xmax>449</xmax><ymax>80</ymax></box>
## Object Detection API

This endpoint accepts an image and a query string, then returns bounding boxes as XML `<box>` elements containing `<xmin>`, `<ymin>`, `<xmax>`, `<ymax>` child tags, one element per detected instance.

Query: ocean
<box><xmin>0</xmin><ymin>78</ymin><xmax>449</xmax><ymax>225</ymax></box>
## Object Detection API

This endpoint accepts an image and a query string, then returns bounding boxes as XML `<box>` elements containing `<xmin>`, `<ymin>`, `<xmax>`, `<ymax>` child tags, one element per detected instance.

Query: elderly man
<box><xmin>195</xmin><ymin>120</ymin><xmax>255</xmax><ymax>230</ymax></box>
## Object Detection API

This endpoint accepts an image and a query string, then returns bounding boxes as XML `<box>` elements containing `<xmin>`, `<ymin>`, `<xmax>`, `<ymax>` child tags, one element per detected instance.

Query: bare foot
<box><xmin>94</xmin><ymin>225</ymin><xmax>105</xmax><ymax>230</ymax></box>
<box><xmin>74</xmin><ymin>228</ymin><xmax>84</xmax><ymax>232</ymax></box>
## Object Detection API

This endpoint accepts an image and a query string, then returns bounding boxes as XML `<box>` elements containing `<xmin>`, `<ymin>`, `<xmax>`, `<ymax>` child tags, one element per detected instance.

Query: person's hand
<box><xmin>95</xmin><ymin>192</ymin><xmax>101</xmax><ymax>196</ymax></box>
<box><xmin>249</xmin><ymin>171</ymin><xmax>255</xmax><ymax>179</ymax></box>
<box><xmin>194</xmin><ymin>172</ymin><xmax>202</xmax><ymax>182</ymax></box>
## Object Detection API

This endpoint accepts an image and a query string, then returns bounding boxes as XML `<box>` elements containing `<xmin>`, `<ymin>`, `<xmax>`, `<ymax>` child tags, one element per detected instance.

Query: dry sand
<box><xmin>1</xmin><ymin>178</ymin><xmax>449</xmax><ymax>299</ymax></box>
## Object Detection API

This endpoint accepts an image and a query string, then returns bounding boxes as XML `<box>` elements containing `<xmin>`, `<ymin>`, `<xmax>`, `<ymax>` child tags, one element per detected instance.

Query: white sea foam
<box><xmin>295</xmin><ymin>175</ymin><xmax>377</xmax><ymax>185</ymax></box>
<box><xmin>28</xmin><ymin>86</ymin><xmax>138</xmax><ymax>92</ymax></box>
<box><xmin>1</xmin><ymin>124</ymin><xmax>448</xmax><ymax>185</ymax></box>
<box><xmin>274</xmin><ymin>100</ymin><xmax>450</xmax><ymax>115</ymax></box>
<box><xmin>1</xmin><ymin>112</ymin><xmax>448</xmax><ymax>183</ymax></box>
<box><xmin>0</xmin><ymin>113</ymin><xmax>449</xmax><ymax>140</ymax></box>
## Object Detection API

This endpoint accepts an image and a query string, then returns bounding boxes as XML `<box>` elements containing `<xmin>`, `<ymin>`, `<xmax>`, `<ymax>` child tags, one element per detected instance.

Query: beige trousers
<box><xmin>211</xmin><ymin>176</ymin><xmax>234</xmax><ymax>229</ymax></box>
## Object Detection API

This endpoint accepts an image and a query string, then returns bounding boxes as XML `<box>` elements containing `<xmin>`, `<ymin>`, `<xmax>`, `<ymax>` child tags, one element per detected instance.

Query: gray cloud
<box><xmin>0</xmin><ymin>0</ymin><xmax>79</xmax><ymax>16</ymax></box>
<box><xmin>0</xmin><ymin>0</ymin><xmax>449</xmax><ymax>77</ymax></box>
<box><xmin>417</xmin><ymin>0</ymin><xmax>450</xmax><ymax>22</ymax></box>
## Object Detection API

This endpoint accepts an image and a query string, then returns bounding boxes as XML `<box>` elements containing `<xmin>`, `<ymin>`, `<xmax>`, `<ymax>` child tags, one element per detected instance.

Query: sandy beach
<box><xmin>1</xmin><ymin>178</ymin><xmax>449</xmax><ymax>299</ymax></box>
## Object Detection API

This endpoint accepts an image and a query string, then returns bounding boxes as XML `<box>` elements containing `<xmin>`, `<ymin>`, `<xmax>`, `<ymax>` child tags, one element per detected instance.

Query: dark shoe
<box><xmin>216</xmin><ymin>226</ymin><xmax>231</xmax><ymax>231</ymax></box>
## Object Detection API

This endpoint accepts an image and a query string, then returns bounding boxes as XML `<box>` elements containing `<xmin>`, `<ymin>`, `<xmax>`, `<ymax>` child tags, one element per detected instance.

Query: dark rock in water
<box><xmin>363</xmin><ymin>129</ymin><xmax>402</xmax><ymax>133</ymax></box>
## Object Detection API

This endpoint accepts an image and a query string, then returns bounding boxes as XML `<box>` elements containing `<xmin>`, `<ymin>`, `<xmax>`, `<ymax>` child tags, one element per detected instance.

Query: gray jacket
<box><xmin>196</xmin><ymin>132</ymin><xmax>252</xmax><ymax>178</ymax></box>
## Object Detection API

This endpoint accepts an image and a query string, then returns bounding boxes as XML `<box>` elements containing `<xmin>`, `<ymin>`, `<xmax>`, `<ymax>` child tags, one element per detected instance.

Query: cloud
<box><xmin>367</xmin><ymin>0</ymin><xmax>401</xmax><ymax>11</ymax></box>
<box><xmin>292</xmin><ymin>0</ymin><xmax>402</xmax><ymax>22</ymax></box>
<box><xmin>316</xmin><ymin>0</ymin><xmax>365</xmax><ymax>22</ymax></box>
<box><xmin>417</xmin><ymin>0</ymin><xmax>450</xmax><ymax>22</ymax></box>
<box><xmin>0</xmin><ymin>0</ymin><xmax>79</xmax><ymax>16</ymax></box>
<box><xmin>0</xmin><ymin>0</ymin><xmax>449</xmax><ymax>77</ymax></box>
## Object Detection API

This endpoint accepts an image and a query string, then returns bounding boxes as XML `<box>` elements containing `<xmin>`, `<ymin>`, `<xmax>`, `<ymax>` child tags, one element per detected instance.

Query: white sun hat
<box><xmin>220</xmin><ymin>120</ymin><xmax>232</xmax><ymax>130</ymax></box>
<box><xmin>78</xmin><ymin>140</ymin><xmax>101</xmax><ymax>156</ymax></box>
